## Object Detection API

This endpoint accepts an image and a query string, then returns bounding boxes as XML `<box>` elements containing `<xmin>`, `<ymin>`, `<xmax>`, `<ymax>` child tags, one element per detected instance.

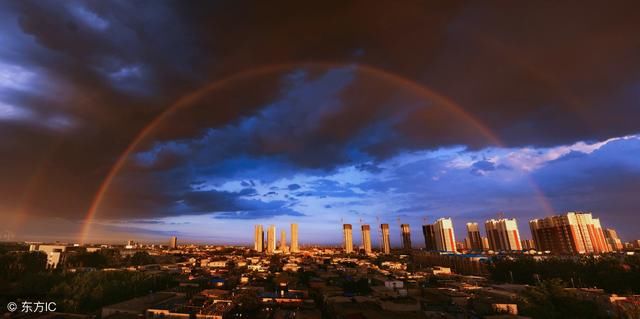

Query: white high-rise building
<box><xmin>434</xmin><ymin>218</ymin><xmax>457</xmax><ymax>252</ymax></box>
<box><xmin>267</xmin><ymin>225</ymin><xmax>276</xmax><ymax>254</ymax></box>
<box><xmin>361</xmin><ymin>224</ymin><xmax>372</xmax><ymax>254</ymax></box>
<box><xmin>254</xmin><ymin>225</ymin><xmax>264</xmax><ymax>252</ymax></box>
<box><xmin>485</xmin><ymin>218</ymin><xmax>522</xmax><ymax>251</ymax></box>
<box><xmin>380</xmin><ymin>224</ymin><xmax>391</xmax><ymax>254</ymax></box>
<box><xmin>343</xmin><ymin>224</ymin><xmax>353</xmax><ymax>253</ymax></box>
<box><xmin>279</xmin><ymin>229</ymin><xmax>288</xmax><ymax>252</ymax></box>
<box><xmin>466</xmin><ymin>222</ymin><xmax>482</xmax><ymax>251</ymax></box>
<box><xmin>290</xmin><ymin>223</ymin><xmax>299</xmax><ymax>253</ymax></box>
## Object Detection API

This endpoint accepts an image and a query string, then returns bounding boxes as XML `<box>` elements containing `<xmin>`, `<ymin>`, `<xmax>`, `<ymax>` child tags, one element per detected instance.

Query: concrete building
<box><xmin>434</xmin><ymin>218</ymin><xmax>457</xmax><ymax>252</ymax></box>
<box><xmin>530</xmin><ymin>212</ymin><xmax>611</xmax><ymax>254</ymax></box>
<box><xmin>482</xmin><ymin>237</ymin><xmax>490</xmax><ymax>250</ymax></box>
<box><xmin>422</xmin><ymin>224</ymin><xmax>437</xmax><ymax>251</ymax></box>
<box><xmin>279</xmin><ymin>229</ymin><xmax>288</xmax><ymax>253</ymax></box>
<box><xmin>290</xmin><ymin>223</ymin><xmax>299</xmax><ymax>253</ymax></box>
<box><xmin>37</xmin><ymin>244</ymin><xmax>73</xmax><ymax>268</ymax></box>
<box><xmin>521</xmin><ymin>239</ymin><xmax>536</xmax><ymax>250</ymax></box>
<box><xmin>466</xmin><ymin>222</ymin><xmax>483</xmax><ymax>251</ymax></box>
<box><xmin>380</xmin><ymin>224</ymin><xmax>391</xmax><ymax>254</ymax></box>
<box><xmin>169</xmin><ymin>236</ymin><xmax>178</xmax><ymax>249</ymax></box>
<box><xmin>604</xmin><ymin>228</ymin><xmax>624</xmax><ymax>251</ymax></box>
<box><xmin>343</xmin><ymin>224</ymin><xmax>353</xmax><ymax>253</ymax></box>
<box><xmin>485</xmin><ymin>218</ymin><xmax>522</xmax><ymax>251</ymax></box>
<box><xmin>254</xmin><ymin>225</ymin><xmax>264</xmax><ymax>252</ymax></box>
<box><xmin>400</xmin><ymin>224</ymin><xmax>412</xmax><ymax>250</ymax></box>
<box><xmin>361</xmin><ymin>224</ymin><xmax>372</xmax><ymax>254</ymax></box>
<box><xmin>266</xmin><ymin>225</ymin><xmax>276</xmax><ymax>254</ymax></box>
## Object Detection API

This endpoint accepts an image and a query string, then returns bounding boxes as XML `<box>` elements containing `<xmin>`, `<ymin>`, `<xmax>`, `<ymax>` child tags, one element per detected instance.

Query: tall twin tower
<box><xmin>254</xmin><ymin>224</ymin><xmax>299</xmax><ymax>254</ymax></box>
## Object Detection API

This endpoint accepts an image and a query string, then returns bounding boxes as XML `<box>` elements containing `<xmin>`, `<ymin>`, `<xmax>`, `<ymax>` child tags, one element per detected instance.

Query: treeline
<box><xmin>50</xmin><ymin>271</ymin><xmax>178</xmax><ymax>313</ymax></box>
<box><xmin>0</xmin><ymin>247</ymin><xmax>179</xmax><ymax>314</ymax></box>
<box><xmin>2</xmin><ymin>266</ymin><xmax>178</xmax><ymax>313</ymax></box>
<box><xmin>488</xmin><ymin>254</ymin><xmax>640</xmax><ymax>294</ymax></box>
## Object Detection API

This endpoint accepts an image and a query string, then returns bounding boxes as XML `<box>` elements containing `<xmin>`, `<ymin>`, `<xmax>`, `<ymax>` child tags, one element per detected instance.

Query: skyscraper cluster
<box><xmin>254</xmin><ymin>223</ymin><xmax>299</xmax><ymax>254</ymax></box>
<box><xmin>252</xmin><ymin>212</ymin><xmax>622</xmax><ymax>255</ymax></box>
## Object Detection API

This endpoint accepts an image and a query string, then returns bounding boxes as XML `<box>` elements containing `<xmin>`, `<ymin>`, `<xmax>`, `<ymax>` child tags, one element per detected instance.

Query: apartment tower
<box><xmin>530</xmin><ymin>212</ymin><xmax>610</xmax><ymax>254</ymax></box>
<box><xmin>434</xmin><ymin>218</ymin><xmax>457</xmax><ymax>252</ymax></box>
<box><xmin>266</xmin><ymin>225</ymin><xmax>276</xmax><ymax>254</ymax></box>
<box><xmin>380</xmin><ymin>223</ymin><xmax>391</xmax><ymax>254</ymax></box>
<box><xmin>422</xmin><ymin>224</ymin><xmax>437</xmax><ymax>250</ymax></box>
<box><xmin>361</xmin><ymin>224</ymin><xmax>372</xmax><ymax>254</ymax></box>
<box><xmin>254</xmin><ymin>225</ymin><xmax>264</xmax><ymax>252</ymax></box>
<box><xmin>169</xmin><ymin>236</ymin><xmax>177</xmax><ymax>249</ymax></box>
<box><xmin>485</xmin><ymin>218</ymin><xmax>522</xmax><ymax>251</ymax></box>
<box><xmin>400</xmin><ymin>224</ymin><xmax>412</xmax><ymax>250</ymax></box>
<box><xmin>466</xmin><ymin>222</ymin><xmax>483</xmax><ymax>251</ymax></box>
<box><xmin>343</xmin><ymin>224</ymin><xmax>354</xmax><ymax>253</ymax></box>
<box><xmin>290</xmin><ymin>223</ymin><xmax>299</xmax><ymax>253</ymax></box>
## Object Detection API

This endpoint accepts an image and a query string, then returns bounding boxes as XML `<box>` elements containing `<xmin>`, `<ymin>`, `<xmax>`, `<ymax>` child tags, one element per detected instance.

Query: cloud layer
<box><xmin>1</xmin><ymin>1</ymin><xmax>639</xmax><ymax>243</ymax></box>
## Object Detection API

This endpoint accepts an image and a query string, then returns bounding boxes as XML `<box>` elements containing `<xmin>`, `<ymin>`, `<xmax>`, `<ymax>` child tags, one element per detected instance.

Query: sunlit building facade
<box><xmin>485</xmin><ymin>218</ymin><xmax>522</xmax><ymax>251</ymax></box>
<box><xmin>434</xmin><ymin>218</ymin><xmax>457</xmax><ymax>252</ymax></box>
<box><xmin>267</xmin><ymin>225</ymin><xmax>276</xmax><ymax>254</ymax></box>
<box><xmin>169</xmin><ymin>236</ymin><xmax>177</xmax><ymax>249</ymax></box>
<box><xmin>343</xmin><ymin>224</ymin><xmax>353</xmax><ymax>253</ymax></box>
<box><xmin>530</xmin><ymin>212</ymin><xmax>611</xmax><ymax>254</ymax></box>
<box><xmin>604</xmin><ymin>228</ymin><xmax>623</xmax><ymax>251</ymax></box>
<box><xmin>361</xmin><ymin>224</ymin><xmax>372</xmax><ymax>254</ymax></box>
<box><xmin>466</xmin><ymin>222</ymin><xmax>483</xmax><ymax>251</ymax></box>
<box><xmin>254</xmin><ymin>225</ymin><xmax>264</xmax><ymax>252</ymax></box>
<box><xmin>380</xmin><ymin>223</ymin><xmax>391</xmax><ymax>254</ymax></box>
<box><xmin>290</xmin><ymin>223</ymin><xmax>299</xmax><ymax>253</ymax></box>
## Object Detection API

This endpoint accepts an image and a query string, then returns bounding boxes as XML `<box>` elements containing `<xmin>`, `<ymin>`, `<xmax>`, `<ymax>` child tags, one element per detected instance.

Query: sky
<box><xmin>1</xmin><ymin>1</ymin><xmax>640</xmax><ymax>246</ymax></box>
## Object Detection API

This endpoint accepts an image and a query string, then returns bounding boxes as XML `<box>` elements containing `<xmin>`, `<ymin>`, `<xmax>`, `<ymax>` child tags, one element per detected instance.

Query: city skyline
<box><xmin>2</xmin><ymin>2</ymin><xmax>640</xmax><ymax>245</ymax></box>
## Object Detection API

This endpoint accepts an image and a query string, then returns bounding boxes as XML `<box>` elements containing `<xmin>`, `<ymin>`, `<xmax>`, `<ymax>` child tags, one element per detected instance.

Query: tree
<box><xmin>130</xmin><ymin>251</ymin><xmax>154</xmax><ymax>266</ymax></box>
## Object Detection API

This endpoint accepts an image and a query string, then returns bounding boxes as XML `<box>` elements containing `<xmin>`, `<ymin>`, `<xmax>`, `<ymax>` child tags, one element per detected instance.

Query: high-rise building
<box><xmin>254</xmin><ymin>225</ymin><xmax>264</xmax><ymax>252</ymax></box>
<box><xmin>343</xmin><ymin>224</ymin><xmax>353</xmax><ymax>253</ymax></box>
<box><xmin>267</xmin><ymin>225</ymin><xmax>276</xmax><ymax>254</ymax></box>
<box><xmin>169</xmin><ymin>236</ymin><xmax>177</xmax><ymax>249</ymax></box>
<box><xmin>434</xmin><ymin>218</ymin><xmax>457</xmax><ymax>252</ymax></box>
<box><xmin>400</xmin><ymin>224</ymin><xmax>412</xmax><ymax>250</ymax></box>
<box><xmin>422</xmin><ymin>224</ymin><xmax>437</xmax><ymax>251</ymax></box>
<box><xmin>485</xmin><ymin>218</ymin><xmax>522</xmax><ymax>251</ymax></box>
<box><xmin>521</xmin><ymin>239</ymin><xmax>536</xmax><ymax>250</ymax></box>
<box><xmin>380</xmin><ymin>224</ymin><xmax>391</xmax><ymax>254</ymax></box>
<box><xmin>361</xmin><ymin>224</ymin><xmax>372</xmax><ymax>254</ymax></box>
<box><xmin>290</xmin><ymin>223</ymin><xmax>299</xmax><ymax>253</ymax></box>
<box><xmin>530</xmin><ymin>212</ymin><xmax>611</xmax><ymax>254</ymax></box>
<box><xmin>466</xmin><ymin>222</ymin><xmax>483</xmax><ymax>251</ymax></box>
<box><xmin>279</xmin><ymin>229</ymin><xmax>288</xmax><ymax>252</ymax></box>
<box><xmin>481</xmin><ymin>237</ymin><xmax>490</xmax><ymax>250</ymax></box>
<box><xmin>604</xmin><ymin>228</ymin><xmax>623</xmax><ymax>251</ymax></box>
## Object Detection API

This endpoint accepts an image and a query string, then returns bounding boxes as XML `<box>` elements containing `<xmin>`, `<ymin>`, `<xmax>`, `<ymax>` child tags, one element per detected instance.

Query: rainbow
<box><xmin>79</xmin><ymin>62</ymin><xmax>555</xmax><ymax>244</ymax></box>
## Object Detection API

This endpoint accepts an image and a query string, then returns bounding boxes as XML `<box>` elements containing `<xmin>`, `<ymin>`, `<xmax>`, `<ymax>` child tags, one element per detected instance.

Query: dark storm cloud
<box><xmin>1</xmin><ymin>1</ymin><xmax>639</xmax><ymax>225</ymax></box>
